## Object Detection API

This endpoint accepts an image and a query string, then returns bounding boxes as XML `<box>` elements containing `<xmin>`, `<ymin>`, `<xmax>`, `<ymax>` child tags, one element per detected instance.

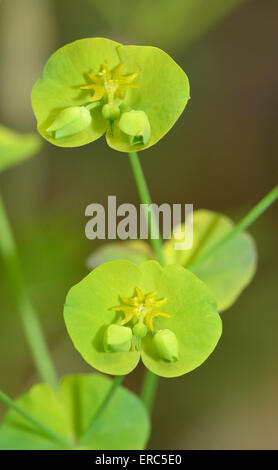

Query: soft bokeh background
<box><xmin>0</xmin><ymin>0</ymin><xmax>277</xmax><ymax>449</ymax></box>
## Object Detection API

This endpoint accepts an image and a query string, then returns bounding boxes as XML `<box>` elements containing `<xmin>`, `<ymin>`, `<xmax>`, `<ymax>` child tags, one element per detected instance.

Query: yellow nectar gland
<box><xmin>112</xmin><ymin>287</ymin><xmax>170</xmax><ymax>333</ymax></box>
<box><xmin>80</xmin><ymin>63</ymin><xmax>139</xmax><ymax>104</ymax></box>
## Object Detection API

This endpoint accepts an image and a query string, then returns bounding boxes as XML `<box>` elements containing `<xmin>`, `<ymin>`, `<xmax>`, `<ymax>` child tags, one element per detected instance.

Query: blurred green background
<box><xmin>0</xmin><ymin>0</ymin><xmax>277</xmax><ymax>449</ymax></box>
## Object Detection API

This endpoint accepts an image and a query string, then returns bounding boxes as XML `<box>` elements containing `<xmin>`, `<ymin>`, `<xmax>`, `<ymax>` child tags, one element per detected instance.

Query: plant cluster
<box><xmin>0</xmin><ymin>38</ymin><xmax>277</xmax><ymax>450</ymax></box>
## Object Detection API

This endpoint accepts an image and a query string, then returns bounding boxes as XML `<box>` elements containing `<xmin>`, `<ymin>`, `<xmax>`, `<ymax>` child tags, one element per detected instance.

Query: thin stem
<box><xmin>0</xmin><ymin>389</ymin><xmax>71</xmax><ymax>448</ymax></box>
<box><xmin>188</xmin><ymin>185</ymin><xmax>278</xmax><ymax>271</ymax></box>
<box><xmin>80</xmin><ymin>375</ymin><xmax>124</xmax><ymax>444</ymax></box>
<box><xmin>141</xmin><ymin>369</ymin><xmax>159</xmax><ymax>412</ymax></box>
<box><xmin>0</xmin><ymin>192</ymin><xmax>57</xmax><ymax>388</ymax></box>
<box><xmin>128</xmin><ymin>152</ymin><xmax>163</xmax><ymax>413</ymax></box>
<box><xmin>128</xmin><ymin>152</ymin><xmax>166</xmax><ymax>267</ymax></box>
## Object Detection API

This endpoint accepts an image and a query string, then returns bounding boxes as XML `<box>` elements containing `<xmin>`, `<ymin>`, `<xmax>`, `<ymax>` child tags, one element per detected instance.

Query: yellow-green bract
<box><xmin>0</xmin><ymin>374</ymin><xmax>150</xmax><ymax>450</ymax></box>
<box><xmin>64</xmin><ymin>260</ymin><xmax>222</xmax><ymax>377</ymax></box>
<box><xmin>31</xmin><ymin>37</ymin><xmax>190</xmax><ymax>152</ymax></box>
<box><xmin>87</xmin><ymin>210</ymin><xmax>257</xmax><ymax>312</ymax></box>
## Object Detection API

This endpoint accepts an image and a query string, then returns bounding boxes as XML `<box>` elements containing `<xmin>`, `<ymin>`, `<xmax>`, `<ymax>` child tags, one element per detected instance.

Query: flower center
<box><xmin>112</xmin><ymin>287</ymin><xmax>170</xmax><ymax>333</ymax></box>
<box><xmin>80</xmin><ymin>63</ymin><xmax>139</xmax><ymax>105</ymax></box>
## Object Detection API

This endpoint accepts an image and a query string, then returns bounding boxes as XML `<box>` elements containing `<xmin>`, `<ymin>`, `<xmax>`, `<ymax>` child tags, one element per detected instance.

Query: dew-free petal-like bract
<box><xmin>64</xmin><ymin>260</ymin><xmax>222</xmax><ymax>378</ymax></box>
<box><xmin>0</xmin><ymin>125</ymin><xmax>41</xmax><ymax>173</ymax></box>
<box><xmin>106</xmin><ymin>44</ymin><xmax>190</xmax><ymax>152</ymax></box>
<box><xmin>31</xmin><ymin>38</ymin><xmax>190</xmax><ymax>151</ymax></box>
<box><xmin>31</xmin><ymin>38</ymin><xmax>120</xmax><ymax>148</ymax></box>
<box><xmin>0</xmin><ymin>374</ymin><xmax>150</xmax><ymax>450</ymax></box>
<box><xmin>88</xmin><ymin>209</ymin><xmax>257</xmax><ymax>313</ymax></box>
<box><xmin>164</xmin><ymin>210</ymin><xmax>257</xmax><ymax>311</ymax></box>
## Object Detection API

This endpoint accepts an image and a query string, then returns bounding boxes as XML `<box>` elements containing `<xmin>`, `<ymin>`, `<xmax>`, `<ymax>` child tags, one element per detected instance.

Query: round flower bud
<box><xmin>119</xmin><ymin>110</ymin><xmax>151</xmax><ymax>145</ymax></box>
<box><xmin>152</xmin><ymin>329</ymin><xmax>179</xmax><ymax>362</ymax></box>
<box><xmin>103</xmin><ymin>324</ymin><xmax>132</xmax><ymax>353</ymax></box>
<box><xmin>46</xmin><ymin>106</ymin><xmax>92</xmax><ymax>139</ymax></box>
<box><xmin>133</xmin><ymin>323</ymin><xmax>148</xmax><ymax>338</ymax></box>
<box><xmin>102</xmin><ymin>103</ymin><xmax>120</xmax><ymax>121</ymax></box>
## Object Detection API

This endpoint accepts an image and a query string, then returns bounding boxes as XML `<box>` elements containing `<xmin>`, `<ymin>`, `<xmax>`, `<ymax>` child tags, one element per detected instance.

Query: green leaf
<box><xmin>64</xmin><ymin>260</ymin><xmax>222</xmax><ymax>378</ymax></box>
<box><xmin>163</xmin><ymin>210</ymin><xmax>257</xmax><ymax>311</ymax></box>
<box><xmin>106</xmin><ymin>45</ymin><xmax>189</xmax><ymax>152</ymax></box>
<box><xmin>31</xmin><ymin>38</ymin><xmax>189</xmax><ymax>152</ymax></box>
<box><xmin>90</xmin><ymin>0</ymin><xmax>245</xmax><ymax>50</ymax></box>
<box><xmin>0</xmin><ymin>374</ymin><xmax>150</xmax><ymax>450</ymax></box>
<box><xmin>0</xmin><ymin>125</ymin><xmax>41</xmax><ymax>173</ymax></box>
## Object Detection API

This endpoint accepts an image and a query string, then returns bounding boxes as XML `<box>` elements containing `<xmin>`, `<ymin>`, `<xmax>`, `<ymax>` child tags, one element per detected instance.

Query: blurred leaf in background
<box><xmin>89</xmin><ymin>0</ymin><xmax>247</xmax><ymax>50</ymax></box>
<box><xmin>0</xmin><ymin>374</ymin><xmax>150</xmax><ymax>450</ymax></box>
<box><xmin>0</xmin><ymin>125</ymin><xmax>41</xmax><ymax>173</ymax></box>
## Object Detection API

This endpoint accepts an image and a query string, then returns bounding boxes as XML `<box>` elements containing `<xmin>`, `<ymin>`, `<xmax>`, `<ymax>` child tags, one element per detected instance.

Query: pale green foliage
<box><xmin>0</xmin><ymin>374</ymin><xmax>150</xmax><ymax>450</ymax></box>
<box><xmin>0</xmin><ymin>125</ymin><xmax>41</xmax><ymax>173</ymax></box>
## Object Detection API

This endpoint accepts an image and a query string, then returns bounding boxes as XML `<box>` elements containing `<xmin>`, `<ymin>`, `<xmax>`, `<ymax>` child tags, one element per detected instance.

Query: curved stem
<box><xmin>0</xmin><ymin>192</ymin><xmax>57</xmax><ymax>388</ymax></box>
<box><xmin>128</xmin><ymin>152</ymin><xmax>165</xmax><ymax>413</ymax></box>
<box><xmin>80</xmin><ymin>375</ymin><xmax>124</xmax><ymax>444</ymax></box>
<box><xmin>0</xmin><ymin>389</ymin><xmax>71</xmax><ymax>448</ymax></box>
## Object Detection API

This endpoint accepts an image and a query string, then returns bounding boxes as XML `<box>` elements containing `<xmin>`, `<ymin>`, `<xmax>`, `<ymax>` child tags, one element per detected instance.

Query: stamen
<box><xmin>111</xmin><ymin>287</ymin><xmax>169</xmax><ymax>335</ymax></box>
<box><xmin>80</xmin><ymin>63</ymin><xmax>139</xmax><ymax>106</ymax></box>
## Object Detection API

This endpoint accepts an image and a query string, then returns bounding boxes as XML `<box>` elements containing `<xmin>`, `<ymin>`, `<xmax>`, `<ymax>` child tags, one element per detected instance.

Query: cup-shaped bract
<box><xmin>31</xmin><ymin>38</ymin><xmax>190</xmax><ymax>152</ymax></box>
<box><xmin>64</xmin><ymin>260</ymin><xmax>222</xmax><ymax>378</ymax></box>
<box><xmin>87</xmin><ymin>209</ymin><xmax>257</xmax><ymax>313</ymax></box>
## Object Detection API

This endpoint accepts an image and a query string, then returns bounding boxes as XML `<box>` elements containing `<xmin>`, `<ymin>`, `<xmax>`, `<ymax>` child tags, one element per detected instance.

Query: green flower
<box><xmin>31</xmin><ymin>38</ymin><xmax>190</xmax><ymax>151</ymax></box>
<box><xmin>64</xmin><ymin>260</ymin><xmax>222</xmax><ymax>377</ymax></box>
<box><xmin>87</xmin><ymin>210</ymin><xmax>257</xmax><ymax>312</ymax></box>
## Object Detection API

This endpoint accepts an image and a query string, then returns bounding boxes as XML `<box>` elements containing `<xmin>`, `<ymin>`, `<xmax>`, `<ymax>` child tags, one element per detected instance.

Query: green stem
<box><xmin>188</xmin><ymin>185</ymin><xmax>278</xmax><ymax>271</ymax></box>
<box><xmin>0</xmin><ymin>192</ymin><xmax>57</xmax><ymax>388</ymax></box>
<box><xmin>128</xmin><ymin>152</ymin><xmax>164</xmax><ymax>413</ymax></box>
<box><xmin>141</xmin><ymin>369</ymin><xmax>159</xmax><ymax>412</ymax></box>
<box><xmin>0</xmin><ymin>389</ymin><xmax>71</xmax><ymax>448</ymax></box>
<box><xmin>80</xmin><ymin>375</ymin><xmax>124</xmax><ymax>444</ymax></box>
<box><xmin>128</xmin><ymin>152</ymin><xmax>166</xmax><ymax>267</ymax></box>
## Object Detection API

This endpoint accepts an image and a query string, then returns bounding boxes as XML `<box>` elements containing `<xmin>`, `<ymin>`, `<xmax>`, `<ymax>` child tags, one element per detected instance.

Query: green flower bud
<box><xmin>102</xmin><ymin>103</ymin><xmax>120</xmax><ymax>121</ymax></box>
<box><xmin>46</xmin><ymin>106</ymin><xmax>92</xmax><ymax>139</ymax></box>
<box><xmin>119</xmin><ymin>110</ymin><xmax>151</xmax><ymax>145</ymax></box>
<box><xmin>152</xmin><ymin>329</ymin><xmax>179</xmax><ymax>362</ymax></box>
<box><xmin>133</xmin><ymin>322</ymin><xmax>148</xmax><ymax>338</ymax></box>
<box><xmin>103</xmin><ymin>324</ymin><xmax>132</xmax><ymax>353</ymax></box>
